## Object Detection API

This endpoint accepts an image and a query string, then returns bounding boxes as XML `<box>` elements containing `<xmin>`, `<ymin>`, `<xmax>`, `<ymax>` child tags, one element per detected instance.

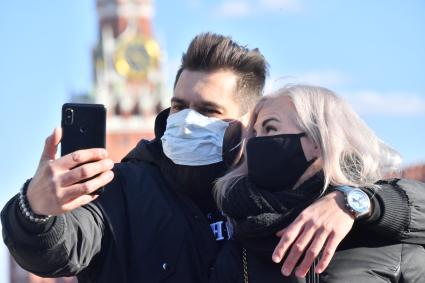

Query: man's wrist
<box><xmin>18</xmin><ymin>179</ymin><xmax>51</xmax><ymax>223</ymax></box>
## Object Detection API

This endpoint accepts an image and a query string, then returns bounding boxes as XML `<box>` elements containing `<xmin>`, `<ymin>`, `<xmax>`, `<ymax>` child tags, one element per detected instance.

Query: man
<box><xmin>2</xmin><ymin>33</ymin><xmax>425</xmax><ymax>282</ymax></box>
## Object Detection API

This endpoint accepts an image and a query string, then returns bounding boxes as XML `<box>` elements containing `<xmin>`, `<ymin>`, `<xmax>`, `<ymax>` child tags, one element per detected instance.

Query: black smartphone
<box><xmin>61</xmin><ymin>103</ymin><xmax>107</xmax><ymax>194</ymax></box>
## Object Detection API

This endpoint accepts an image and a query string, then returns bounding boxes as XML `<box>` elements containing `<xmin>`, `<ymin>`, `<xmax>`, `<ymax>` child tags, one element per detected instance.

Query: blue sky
<box><xmin>0</xmin><ymin>0</ymin><xmax>424</xmax><ymax>281</ymax></box>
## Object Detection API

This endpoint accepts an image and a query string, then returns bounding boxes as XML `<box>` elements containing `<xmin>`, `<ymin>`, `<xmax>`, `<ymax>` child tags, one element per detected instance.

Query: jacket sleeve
<box><xmin>362</xmin><ymin>178</ymin><xmax>425</xmax><ymax>244</ymax></box>
<box><xmin>0</xmin><ymin>171</ymin><xmax>122</xmax><ymax>277</ymax></box>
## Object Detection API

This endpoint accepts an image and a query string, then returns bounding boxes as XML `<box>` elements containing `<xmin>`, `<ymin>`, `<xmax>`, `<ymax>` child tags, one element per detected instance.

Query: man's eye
<box><xmin>200</xmin><ymin>109</ymin><xmax>220</xmax><ymax>116</ymax></box>
<box><xmin>172</xmin><ymin>105</ymin><xmax>185</xmax><ymax>111</ymax></box>
<box><xmin>206</xmin><ymin>109</ymin><xmax>218</xmax><ymax>113</ymax></box>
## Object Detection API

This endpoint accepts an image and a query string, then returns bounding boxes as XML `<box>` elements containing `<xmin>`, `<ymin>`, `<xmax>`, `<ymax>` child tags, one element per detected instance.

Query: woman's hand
<box><xmin>272</xmin><ymin>191</ymin><xmax>354</xmax><ymax>277</ymax></box>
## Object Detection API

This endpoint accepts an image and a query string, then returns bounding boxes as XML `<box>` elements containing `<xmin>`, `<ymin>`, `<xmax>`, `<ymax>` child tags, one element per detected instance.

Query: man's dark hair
<box><xmin>174</xmin><ymin>32</ymin><xmax>269</xmax><ymax>112</ymax></box>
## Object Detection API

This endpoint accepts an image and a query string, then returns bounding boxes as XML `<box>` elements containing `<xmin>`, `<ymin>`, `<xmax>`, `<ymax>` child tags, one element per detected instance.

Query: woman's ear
<box><xmin>302</xmin><ymin>136</ymin><xmax>322</xmax><ymax>162</ymax></box>
<box><xmin>313</xmin><ymin>143</ymin><xmax>321</xmax><ymax>157</ymax></box>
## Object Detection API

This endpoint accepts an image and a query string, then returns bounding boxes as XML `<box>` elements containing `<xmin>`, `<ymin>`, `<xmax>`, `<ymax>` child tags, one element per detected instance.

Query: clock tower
<box><xmin>93</xmin><ymin>0</ymin><xmax>167</xmax><ymax>162</ymax></box>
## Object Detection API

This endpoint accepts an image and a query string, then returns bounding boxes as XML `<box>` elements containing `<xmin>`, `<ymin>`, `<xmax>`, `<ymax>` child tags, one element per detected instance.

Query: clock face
<box><xmin>124</xmin><ymin>41</ymin><xmax>149</xmax><ymax>72</ymax></box>
<box><xmin>347</xmin><ymin>190</ymin><xmax>370</xmax><ymax>212</ymax></box>
<box><xmin>114</xmin><ymin>36</ymin><xmax>160</xmax><ymax>80</ymax></box>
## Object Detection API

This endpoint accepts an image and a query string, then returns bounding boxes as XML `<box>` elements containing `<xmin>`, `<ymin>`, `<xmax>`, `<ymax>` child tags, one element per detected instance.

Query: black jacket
<box><xmin>2</xmin><ymin>110</ymin><xmax>425</xmax><ymax>282</ymax></box>
<box><xmin>2</xmin><ymin>110</ymin><xmax>224</xmax><ymax>283</ymax></box>
<box><xmin>211</xmin><ymin>178</ymin><xmax>425</xmax><ymax>283</ymax></box>
<box><xmin>212</xmin><ymin>239</ymin><xmax>425</xmax><ymax>283</ymax></box>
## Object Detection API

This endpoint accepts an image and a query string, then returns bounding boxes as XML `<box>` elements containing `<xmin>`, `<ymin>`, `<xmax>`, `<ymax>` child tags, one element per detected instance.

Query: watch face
<box><xmin>347</xmin><ymin>190</ymin><xmax>370</xmax><ymax>213</ymax></box>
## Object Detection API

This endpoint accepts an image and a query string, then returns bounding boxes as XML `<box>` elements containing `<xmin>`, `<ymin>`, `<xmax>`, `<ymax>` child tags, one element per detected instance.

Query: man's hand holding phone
<box><xmin>26</xmin><ymin>128</ymin><xmax>114</xmax><ymax>216</ymax></box>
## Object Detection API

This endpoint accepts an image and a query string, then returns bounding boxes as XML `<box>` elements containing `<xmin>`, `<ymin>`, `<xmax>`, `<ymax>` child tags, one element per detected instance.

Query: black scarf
<box><xmin>221</xmin><ymin>172</ymin><xmax>325</xmax><ymax>254</ymax></box>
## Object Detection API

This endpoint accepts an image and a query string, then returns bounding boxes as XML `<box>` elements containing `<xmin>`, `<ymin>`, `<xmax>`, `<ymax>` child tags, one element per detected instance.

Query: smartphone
<box><xmin>61</xmin><ymin>103</ymin><xmax>107</xmax><ymax>194</ymax></box>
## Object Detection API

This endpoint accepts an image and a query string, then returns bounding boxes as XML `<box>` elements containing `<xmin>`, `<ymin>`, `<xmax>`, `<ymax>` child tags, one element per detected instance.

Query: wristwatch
<box><xmin>334</xmin><ymin>186</ymin><xmax>371</xmax><ymax>219</ymax></box>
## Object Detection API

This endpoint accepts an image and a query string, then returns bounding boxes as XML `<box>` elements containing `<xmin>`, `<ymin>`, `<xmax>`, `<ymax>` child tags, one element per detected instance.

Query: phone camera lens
<box><xmin>64</xmin><ymin>108</ymin><xmax>74</xmax><ymax>125</ymax></box>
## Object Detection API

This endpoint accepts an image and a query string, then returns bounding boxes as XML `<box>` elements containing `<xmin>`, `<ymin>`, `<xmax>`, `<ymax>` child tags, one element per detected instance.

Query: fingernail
<box><xmin>282</xmin><ymin>267</ymin><xmax>290</xmax><ymax>276</ymax></box>
<box><xmin>295</xmin><ymin>269</ymin><xmax>303</xmax><ymax>277</ymax></box>
<box><xmin>272</xmin><ymin>255</ymin><xmax>280</xmax><ymax>263</ymax></box>
<box><xmin>106</xmin><ymin>159</ymin><xmax>114</xmax><ymax>168</ymax></box>
<box><xmin>315</xmin><ymin>267</ymin><xmax>322</xmax><ymax>274</ymax></box>
<box><xmin>106</xmin><ymin>171</ymin><xmax>114</xmax><ymax>179</ymax></box>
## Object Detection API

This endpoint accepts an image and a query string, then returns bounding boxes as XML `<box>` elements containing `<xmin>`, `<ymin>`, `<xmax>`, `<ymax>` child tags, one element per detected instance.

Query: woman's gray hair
<box><xmin>214</xmin><ymin>84</ymin><xmax>402</xmax><ymax>208</ymax></box>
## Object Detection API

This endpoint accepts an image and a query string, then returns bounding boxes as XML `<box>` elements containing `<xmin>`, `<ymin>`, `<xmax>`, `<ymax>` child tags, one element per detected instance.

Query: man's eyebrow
<box><xmin>171</xmin><ymin>97</ymin><xmax>188</xmax><ymax>105</ymax></box>
<box><xmin>262</xmin><ymin>117</ymin><xmax>279</xmax><ymax>128</ymax></box>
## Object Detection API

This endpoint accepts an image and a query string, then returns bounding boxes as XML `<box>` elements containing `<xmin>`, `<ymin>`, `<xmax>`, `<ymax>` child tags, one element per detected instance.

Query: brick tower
<box><xmin>9</xmin><ymin>0</ymin><xmax>166</xmax><ymax>282</ymax></box>
<box><xmin>94</xmin><ymin>0</ymin><xmax>167</xmax><ymax>162</ymax></box>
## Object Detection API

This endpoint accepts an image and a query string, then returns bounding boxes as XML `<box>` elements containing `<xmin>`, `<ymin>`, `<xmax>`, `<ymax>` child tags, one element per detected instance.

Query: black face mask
<box><xmin>246</xmin><ymin>133</ymin><xmax>316</xmax><ymax>192</ymax></box>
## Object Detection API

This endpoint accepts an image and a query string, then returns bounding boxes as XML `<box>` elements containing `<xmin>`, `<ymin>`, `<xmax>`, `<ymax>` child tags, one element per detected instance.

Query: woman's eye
<box><xmin>265</xmin><ymin>126</ymin><xmax>277</xmax><ymax>133</ymax></box>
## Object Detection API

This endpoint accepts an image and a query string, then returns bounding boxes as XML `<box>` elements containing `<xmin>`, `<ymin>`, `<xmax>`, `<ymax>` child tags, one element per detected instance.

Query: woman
<box><xmin>212</xmin><ymin>85</ymin><xmax>425</xmax><ymax>282</ymax></box>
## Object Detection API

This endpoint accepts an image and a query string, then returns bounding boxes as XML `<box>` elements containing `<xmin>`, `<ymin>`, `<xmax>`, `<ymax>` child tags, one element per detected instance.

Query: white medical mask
<box><xmin>161</xmin><ymin>109</ymin><xmax>230</xmax><ymax>166</ymax></box>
